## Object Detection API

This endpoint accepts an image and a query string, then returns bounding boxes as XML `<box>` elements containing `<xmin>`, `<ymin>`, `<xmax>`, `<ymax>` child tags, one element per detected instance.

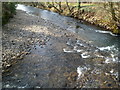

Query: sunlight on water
<box><xmin>98</xmin><ymin>45</ymin><xmax>115</xmax><ymax>51</ymax></box>
<box><xmin>98</xmin><ymin>45</ymin><xmax>119</xmax><ymax>63</ymax></box>
<box><xmin>77</xmin><ymin>66</ymin><xmax>88</xmax><ymax>79</ymax></box>
<box><xmin>81</xmin><ymin>52</ymin><xmax>91</xmax><ymax>59</ymax></box>
<box><xmin>15</xmin><ymin>4</ymin><xmax>119</xmax><ymax>88</ymax></box>
<box><xmin>95</xmin><ymin>30</ymin><xmax>118</xmax><ymax>36</ymax></box>
<box><xmin>63</xmin><ymin>48</ymin><xmax>74</xmax><ymax>53</ymax></box>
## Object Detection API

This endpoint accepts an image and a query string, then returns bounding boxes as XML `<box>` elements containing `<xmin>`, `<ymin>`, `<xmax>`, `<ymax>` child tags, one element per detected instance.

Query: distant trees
<box><xmin>108</xmin><ymin>2</ymin><xmax>120</xmax><ymax>34</ymax></box>
<box><xmin>50</xmin><ymin>2</ymin><xmax>63</xmax><ymax>13</ymax></box>
<box><xmin>65</xmin><ymin>0</ymin><xmax>71</xmax><ymax>14</ymax></box>
<box><xmin>6</xmin><ymin>2</ymin><xmax>119</xmax><ymax>34</ymax></box>
<box><xmin>2</xmin><ymin>2</ymin><xmax>16</xmax><ymax>25</ymax></box>
<box><xmin>109</xmin><ymin>2</ymin><xmax>117</xmax><ymax>22</ymax></box>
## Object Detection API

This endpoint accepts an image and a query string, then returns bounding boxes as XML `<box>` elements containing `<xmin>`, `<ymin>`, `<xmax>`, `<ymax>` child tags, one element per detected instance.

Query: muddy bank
<box><xmin>2</xmin><ymin>10</ymin><xmax>119</xmax><ymax>88</ymax></box>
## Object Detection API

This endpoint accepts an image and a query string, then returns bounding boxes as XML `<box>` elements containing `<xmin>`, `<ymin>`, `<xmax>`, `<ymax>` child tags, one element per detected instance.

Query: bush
<box><xmin>2</xmin><ymin>2</ymin><xmax>16</xmax><ymax>25</ymax></box>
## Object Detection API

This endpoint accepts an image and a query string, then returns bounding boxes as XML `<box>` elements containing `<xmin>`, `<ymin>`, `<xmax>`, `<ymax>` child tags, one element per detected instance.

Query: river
<box><xmin>16</xmin><ymin>4</ymin><xmax>120</xmax><ymax>62</ymax></box>
<box><xmin>2</xmin><ymin>4</ymin><xmax>120</xmax><ymax>88</ymax></box>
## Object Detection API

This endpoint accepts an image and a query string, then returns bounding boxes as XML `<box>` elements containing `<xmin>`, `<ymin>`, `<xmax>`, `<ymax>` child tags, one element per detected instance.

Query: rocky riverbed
<box><xmin>2</xmin><ymin>10</ymin><xmax>119</xmax><ymax>88</ymax></box>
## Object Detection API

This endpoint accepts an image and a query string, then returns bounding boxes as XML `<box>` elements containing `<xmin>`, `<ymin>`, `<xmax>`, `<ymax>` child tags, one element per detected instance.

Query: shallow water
<box><xmin>16</xmin><ymin>4</ymin><xmax>120</xmax><ymax>48</ymax></box>
<box><xmin>17</xmin><ymin>2</ymin><xmax>119</xmax><ymax>82</ymax></box>
<box><xmin>3</xmin><ymin>4</ymin><xmax>119</xmax><ymax>88</ymax></box>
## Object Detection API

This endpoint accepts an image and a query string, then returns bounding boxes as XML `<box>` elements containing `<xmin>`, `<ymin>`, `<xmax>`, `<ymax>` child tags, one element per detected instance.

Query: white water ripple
<box><xmin>77</xmin><ymin>66</ymin><xmax>89</xmax><ymax>79</ymax></box>
<box><xmin>98</xmin><ymin>45</ymin><xmax>119</xmax><ymax>64</ymax></box>
<box><xmin>95</xmin><ymin>30</ymin><xmax>118</xmax><ymax>36</ymax></box>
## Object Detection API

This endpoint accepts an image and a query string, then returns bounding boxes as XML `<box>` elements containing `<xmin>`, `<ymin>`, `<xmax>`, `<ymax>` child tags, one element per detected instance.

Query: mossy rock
<box><xmin>113</xmin><ymin>29</ymin><xmax>120</xmax><ymax>35</ymax></box>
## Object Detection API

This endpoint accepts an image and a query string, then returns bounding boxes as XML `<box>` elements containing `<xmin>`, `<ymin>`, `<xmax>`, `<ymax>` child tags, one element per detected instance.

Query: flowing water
<box><xmin>3</xmin><ymin>4</ymin><xmax>120</xmax><ymax>88</ymax></box>
<box><xmin>16</xmin><ymin>4</ymin><xmax>120</xmax><ymax>63</ymax></box>
<box><xmin>16</xmin><ymin>4</ymin><xmax>120</xmax><ymax>48</ymax></box>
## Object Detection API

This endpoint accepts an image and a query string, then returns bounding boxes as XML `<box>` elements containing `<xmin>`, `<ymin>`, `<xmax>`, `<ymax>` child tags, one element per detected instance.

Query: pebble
<box><xmin>6</xmin><ymin>64</ymin><xmax>12</xmax><ymax>68</ymax></box>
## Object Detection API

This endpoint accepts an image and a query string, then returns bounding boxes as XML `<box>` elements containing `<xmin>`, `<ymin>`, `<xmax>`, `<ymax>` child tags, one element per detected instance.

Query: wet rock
<box><xmin>65</xmin><ymin>72</ymin><xmax>78</xmax><ymax>82</ymax></box>
<box><xmin>100</xmin><ymin>51</ymin><xmax>111</xmax><ymax>57</ymax></box>
<box><xmin>16</xmin><ymin>53</ymin><xmax>21</xmax><ymax>57</ymax></box>
<box><xmin>107</xmin><ymin>83</ymin><xmax>112</xmax><ymax>87</ymax></box>
<box><xmin>75</xmin><ymin>25</ymin><xmax>80</xmax><ymax>29</ymax></box>
<box><xmin>21</xmin><ymin>51</ymin><xmax>30</xmax><ymax>55</ymax></box>
<box><xmin>92</xmin><ymin>57</ymin><xmax>105</xmax><ymax>64</ymax></box>
<box><xmin>12</xmin><ymin>56</ymin><xmax>17</xmax><ymax>59</ymax></box>
<box><xmin>6</xmin><ymin>64</ymin><xmax>12</xmax><ymax>68</ymax></box>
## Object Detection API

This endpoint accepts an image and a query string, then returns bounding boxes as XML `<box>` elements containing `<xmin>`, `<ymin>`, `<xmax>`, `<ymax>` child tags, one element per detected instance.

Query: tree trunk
<box><xmin>66</xmin><ymin>0</ymin><xmax>71</xmax><ymax>13</ymax></box>
<box><xmin>78</xmin><ymin>0</ymin><xmax>81</xmax><ymax>11</ymax></box>
<box><xmin>109</xmin><ymin>2</ymin><xmax>117</xmax><ymax>22</ymax></box>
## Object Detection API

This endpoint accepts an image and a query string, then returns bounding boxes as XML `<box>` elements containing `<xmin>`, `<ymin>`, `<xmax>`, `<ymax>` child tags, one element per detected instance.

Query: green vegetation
<box><xmin>2</xmin><ymin>2</ymin><xmax>16</xmax><ymax>25</ymax></box>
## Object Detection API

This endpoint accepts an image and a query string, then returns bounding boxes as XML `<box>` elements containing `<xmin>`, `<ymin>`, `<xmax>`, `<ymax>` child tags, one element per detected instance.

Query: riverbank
<box><xmin>2</xmin><ymin>10</ymin><xmax>119</xmax><ymax>88</ymax></box>
<box><xmin>26</xmin><ymin>3</ymin><xmax>120</xmax><ymax>35</ymax></box>
<box><xmin>2</xmin><ymin>2</ymin><xmax>16</xmax><ymax>25</ymax></box>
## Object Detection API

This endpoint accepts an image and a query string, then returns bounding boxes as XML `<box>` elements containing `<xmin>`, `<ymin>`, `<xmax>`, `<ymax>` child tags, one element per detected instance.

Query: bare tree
<box><xmin>66</xmin><ymin>0</ymin><xmax>71</xmax><ymax>13</ymax></box>
<box><xmin>78</xmin><ymin>0</ymin><xmax>81</xmax><ymax>11</ymax></box>
<box><xmin>109</xmin><ymin>2</ymin><xmax>117</xmax><ymax>22</ymax></box>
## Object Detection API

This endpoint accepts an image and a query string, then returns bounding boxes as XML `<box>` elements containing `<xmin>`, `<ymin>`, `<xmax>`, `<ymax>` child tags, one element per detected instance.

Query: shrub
<box><xmin>2</xmin><ymin>2</ymin><xmax>16</xmax><ymax>25</ymax></box>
